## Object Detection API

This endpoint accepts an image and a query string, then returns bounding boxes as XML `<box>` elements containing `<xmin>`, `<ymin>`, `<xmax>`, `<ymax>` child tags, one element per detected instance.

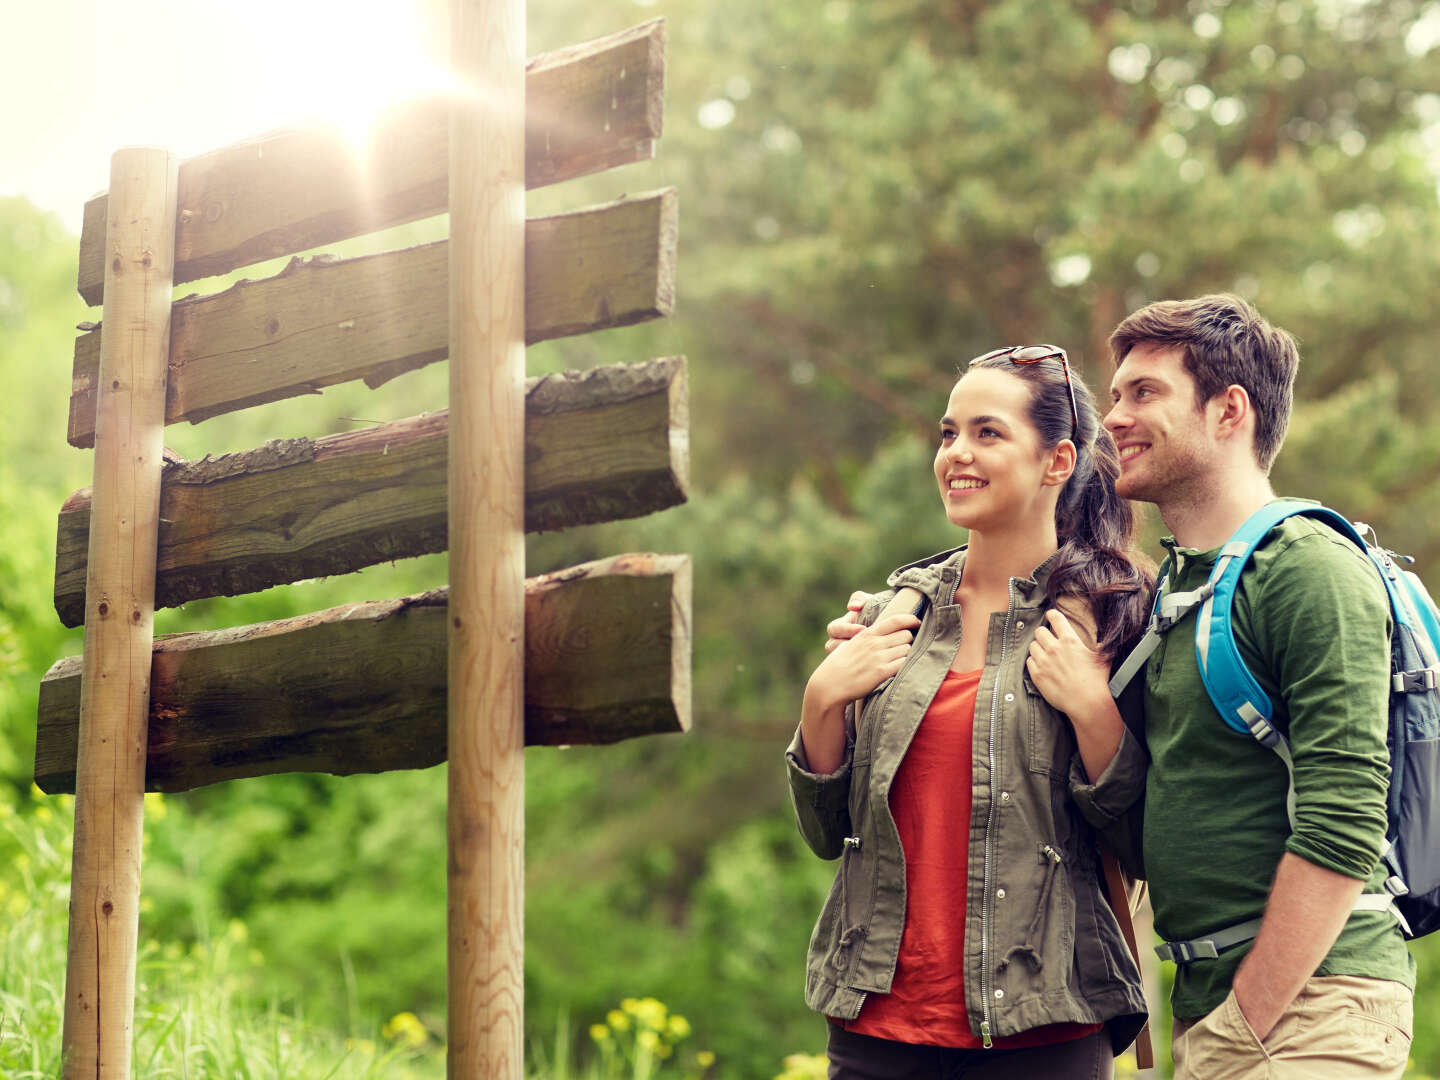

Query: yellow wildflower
<box><xmin>35</xmin><ymin>806</ymin><xmax>51</xmax><ymax>823</ymax></box>
<box><xmin>638</xmin><ymin>1030</ymin><xmax>661</xmax><ymax>1053</ymax></box>
<box><xmin>633</xmin><ymin>997</ymin><xmax>668</xmax><ymax>1030</ymax></box>
<box><xmin>382</xmin><ymin>1011</ymin><xmax>429</xmax><ymax>1048</ymax></box>
<box><xmin>666</xmin><ymin>1014</ymin><xmax>691</xmax><ymax>1040</ymax></box>
<box><xmin>144</xmin><ymin>792</ymin><xmax>167</xmax><ymax>820</ymax></box>
<box><xmin>589</xmin><ymin>1024</ymin><xmax>611</xmax><ymax>1043</ymax></box>
<box><xmin>697</xmin><ymin>1050</ymin><xmax>716</xmax><ymax>1068</ymax></box>
<box><xmin>607</xmin><ymin>1009</ymin><xmax>630</xmax><ymax>1031</ymax></box>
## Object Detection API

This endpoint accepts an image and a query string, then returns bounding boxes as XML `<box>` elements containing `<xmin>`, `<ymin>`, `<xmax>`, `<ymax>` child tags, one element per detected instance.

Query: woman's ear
<box><xmin>1042</xmin><ymin>439</ymin><xmax>1077</xmax><ymax>488</ymax></box>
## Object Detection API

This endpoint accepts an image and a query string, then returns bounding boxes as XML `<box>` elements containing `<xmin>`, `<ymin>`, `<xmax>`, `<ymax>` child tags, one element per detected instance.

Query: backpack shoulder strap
<box><xmin>1194</xmin><ymin>499</ymin><xmax>1364</xmax><ymax>741</ymax></box>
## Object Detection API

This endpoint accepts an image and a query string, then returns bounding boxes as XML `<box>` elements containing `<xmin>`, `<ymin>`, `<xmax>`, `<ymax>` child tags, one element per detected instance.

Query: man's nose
<box><xmin>1102</xmin><ymin>400</ymin><xmax>1127</xmax><ymax>432</ymax></box>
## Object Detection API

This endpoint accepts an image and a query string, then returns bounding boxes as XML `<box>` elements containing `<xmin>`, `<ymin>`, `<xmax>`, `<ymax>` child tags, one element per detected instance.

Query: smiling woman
<box><xmin>789</xmin><ymin>346</ymin><xmax>1157</xmax><ymax>1078</ymax></box>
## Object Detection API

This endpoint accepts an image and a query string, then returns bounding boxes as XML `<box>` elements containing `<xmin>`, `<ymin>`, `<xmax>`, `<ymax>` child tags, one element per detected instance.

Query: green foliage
<box><xmin>0</xmin><ymin>786</ymin><xmax>448</xmax><ymax>1079</ymax></box>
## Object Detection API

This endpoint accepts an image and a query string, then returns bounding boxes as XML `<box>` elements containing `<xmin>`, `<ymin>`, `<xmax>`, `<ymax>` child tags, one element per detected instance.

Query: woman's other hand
<box><xmin>1025</xmin><ymin>606</ymin><xmax>1122</xmax><ymax>781</ymax></box>
<box><xmin>1025</xmin><ymin>608</ymin><xmax>1111</xmax><ymax>714</ymax></box>
<box><xmin>823</xmin><ymin>590</ymin><xmax>874</xmax><ymax>653</ymax></box>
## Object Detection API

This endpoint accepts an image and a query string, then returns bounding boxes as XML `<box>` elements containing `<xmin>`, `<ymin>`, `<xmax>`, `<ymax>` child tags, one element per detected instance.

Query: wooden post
<box><xmin>447</xmin><ymin>0</ymin><xmax>526</xmax><ymax>1074</ymax></box>
<box><xmin>62</xmin><ymin>147</ymin><xmax>178</xmax><ymax>1079</ymax></box>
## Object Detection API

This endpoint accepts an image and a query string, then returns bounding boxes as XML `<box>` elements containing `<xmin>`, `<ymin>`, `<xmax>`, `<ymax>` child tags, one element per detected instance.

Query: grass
<box><xmin>0</xmin><ymin>792</ymin><xmax>445</xmax><ymax>1080</ymax></box>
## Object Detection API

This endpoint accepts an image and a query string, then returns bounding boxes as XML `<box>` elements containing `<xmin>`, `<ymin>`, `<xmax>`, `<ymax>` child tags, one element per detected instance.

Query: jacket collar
<box><xmin>886</xmin><ymin>545</ymin><xmax>1061</xmax><ymax>606</ymax></box>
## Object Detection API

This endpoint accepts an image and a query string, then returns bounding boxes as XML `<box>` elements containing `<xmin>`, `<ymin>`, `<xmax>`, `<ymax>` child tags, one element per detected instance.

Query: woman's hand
<box><xmin>800</xmin><ymin>610</ymin><xmax>917</xmax><ymax>774</ymax></box>
<box><xmin>823</xmin><ymin>591</ymin><xmax>874</xmax><ymax>653</ymax></box>
<box><xmin>1025</xmin><ymin>606</ymin><xmax>1123</xmax><ymax>782</ymax></box>
<box><xmin>809</xmin><ymin>611</ymin><xmax>920</xmax><ymax>708</ymax></box>
<box><xmin>1025</xmin><ymin>608</ymin><xmax>1111</xmax><ymax>716</ymax></box>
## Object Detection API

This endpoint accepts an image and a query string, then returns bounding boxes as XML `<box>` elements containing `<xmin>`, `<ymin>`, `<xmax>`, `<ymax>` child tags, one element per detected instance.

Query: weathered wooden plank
<box><xmin>54</xmin><ymin>358</ymin><xmax>688</xmax><ymax>627</ymax></box>
<box><xmin>69</xmin><ymin>190</ymin><xmax>679</xmax><ymax>447</ymax></box>
<box><xmin>75</xmin><ymin>19</ymin><xmax>666</xmax><ymax>305</ymax></box>
<box><xmin>35</xmin><ymin>553</ymin><xmax>692</xmax><ymax>794</ymax></box>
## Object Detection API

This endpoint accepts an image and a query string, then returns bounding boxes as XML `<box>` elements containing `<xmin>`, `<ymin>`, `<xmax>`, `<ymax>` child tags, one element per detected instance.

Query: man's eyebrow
<box><xmin>1110</xmin><ymin>372</ymin><xmax>1145</xmax><ymax>396</ymax></box>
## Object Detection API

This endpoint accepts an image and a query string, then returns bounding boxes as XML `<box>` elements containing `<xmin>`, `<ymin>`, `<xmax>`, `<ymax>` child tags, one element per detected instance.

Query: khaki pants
<box><xmin>1171</xmin><ymin>975</ymin><xmax>1412</xmax><ymax>1080</ymax></box>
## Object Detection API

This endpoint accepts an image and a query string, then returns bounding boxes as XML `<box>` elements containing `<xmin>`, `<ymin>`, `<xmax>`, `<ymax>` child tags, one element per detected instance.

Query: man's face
<box><xmin>1104</xmin><ymin>343</ymin><xmax>1217</xmax><ymax>506</ymax></box>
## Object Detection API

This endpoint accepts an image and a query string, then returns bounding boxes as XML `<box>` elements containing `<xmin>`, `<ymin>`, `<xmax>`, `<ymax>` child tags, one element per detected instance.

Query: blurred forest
<box><xmin>5</xmin><ymin>0</ymin><xmax>1440</xmax><ymax>1076</ymax></box>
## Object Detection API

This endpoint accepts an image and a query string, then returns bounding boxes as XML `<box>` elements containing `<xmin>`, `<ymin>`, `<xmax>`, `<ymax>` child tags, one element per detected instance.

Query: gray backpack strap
<box><xmin>1109</xmin><ymin>578</ymin><xmax>1217</xmax><ymax>698</ymax></box>
<box><xmin>1157</xmin><ymin>890</ymin><xmax>1407</xmax><ymax>964</ymax></box>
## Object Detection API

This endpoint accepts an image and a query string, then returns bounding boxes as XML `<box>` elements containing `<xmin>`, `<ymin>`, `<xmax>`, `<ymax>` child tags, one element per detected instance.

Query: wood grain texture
<box><xmin>35</xmin><ymin>554</ymin><xmax>691</xmax><ymax>795</ymax></box>
<box><xmin>68</xmin><ymin>190</ymin><xmax>679</xmax><ymax>447</ymax></box>
<box><xmin>447</xmin><ymin>0</ymin><xmax>528</xmax><ymax>1071</ymax></box>
<box><xmin>54</xmin><ymin>358</ymin><xmax>688</xmax><ymax>626</ymax></box>
<box><xmin>74</xmin><ymin>19</ymin><xmax>666</xmax><ymax>305</ymax></box>
<box><xmin>62</xmin><ymin>147</ymin><xmax>178</xmax><ymax>1080</ymax></box>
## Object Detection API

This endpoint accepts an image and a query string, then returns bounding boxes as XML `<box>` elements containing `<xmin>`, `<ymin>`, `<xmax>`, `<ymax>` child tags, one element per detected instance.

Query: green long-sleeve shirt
<box><xmin>1143</xmin><ymin>512</ymin><xmax>1415</xmax><ymax>1020</ymax></box>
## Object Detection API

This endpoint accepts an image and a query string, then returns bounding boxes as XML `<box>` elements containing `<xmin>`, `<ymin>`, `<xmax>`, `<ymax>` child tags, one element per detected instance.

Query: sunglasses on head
<box><xmin>969</xmin><ymin>344</ymin><xmax>1080</xmax><ymax>440</ymax></box>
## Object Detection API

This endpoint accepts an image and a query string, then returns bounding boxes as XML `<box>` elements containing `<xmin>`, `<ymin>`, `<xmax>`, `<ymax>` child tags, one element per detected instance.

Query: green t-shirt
<box><xmin>1143</xmin><ymin>511</ymin><xmax>1416</xmax><ymax>1020</ymax></box>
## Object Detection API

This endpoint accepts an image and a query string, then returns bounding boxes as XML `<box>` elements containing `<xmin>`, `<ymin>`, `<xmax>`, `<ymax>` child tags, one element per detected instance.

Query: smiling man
<box><xmin>1104</xmin><ymin>295</ymin><xmax>1415</xmax><ymax>1079</ymax></box>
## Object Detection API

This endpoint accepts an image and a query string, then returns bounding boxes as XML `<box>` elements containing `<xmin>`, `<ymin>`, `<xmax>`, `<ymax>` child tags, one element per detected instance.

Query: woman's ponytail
<box><xmin>1050</xmin><ymin>427</ymin><xmax>1153</xmax><ymax>654</ymax></box>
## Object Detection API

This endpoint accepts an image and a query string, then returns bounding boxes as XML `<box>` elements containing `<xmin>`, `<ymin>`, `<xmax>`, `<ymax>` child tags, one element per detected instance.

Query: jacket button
<box><xmin>1017</xmin><ymin>620</ymin><xmax>1025</xmax><ymax>629</ymax></box>
<box><xmin>994</xmin><ymin>989</ymin><xmax>1005</xmax><ymax>1000</ymax></box>
<box><xmin>996</xmin><ymin>888</ymin><xmax>1006</xmax><ymax>899</ymax></box>
<box><xmin>1004</xmin><ymin>692</ymin><xmax>1015</xmax><ymax>703</ymax></box>
<box><xmin>1000</xmin><ymin>791</ymin><xmax>1011</xmax><ymax>804</ymax></box>
<box><xmin>843</xmin><ymin>836</ymin><xmax>862</xmax><ymax>850</ymax></box>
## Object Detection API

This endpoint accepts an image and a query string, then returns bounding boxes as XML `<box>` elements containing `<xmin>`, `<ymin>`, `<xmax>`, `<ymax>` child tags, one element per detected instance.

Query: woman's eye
<box><xmin>939</xmin><ymin>429</ymin><xmax>956</xmax><ymax>442</ymax></box>
<box><xmin>979</xmin><ymin>427</ymin><xmax>1001</xmax><ymax>438</ymax></box>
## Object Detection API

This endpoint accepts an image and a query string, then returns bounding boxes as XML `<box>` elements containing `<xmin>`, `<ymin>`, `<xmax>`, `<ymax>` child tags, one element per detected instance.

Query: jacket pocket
<box><xmin>996</xmin><ymin>843</ymin><xmax>1074</xmax><ymax>994</ymax></box>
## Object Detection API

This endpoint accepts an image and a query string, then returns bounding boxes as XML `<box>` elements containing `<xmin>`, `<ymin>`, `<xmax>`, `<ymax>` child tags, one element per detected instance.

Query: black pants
<box><xmin>825</xmin><ymin>1021</ymin><xmax>1112</xmax><ymax>1080</ymax></box>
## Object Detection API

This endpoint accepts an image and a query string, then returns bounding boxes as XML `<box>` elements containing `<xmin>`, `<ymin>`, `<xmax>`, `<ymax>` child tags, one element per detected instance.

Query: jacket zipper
<box><xmin>979</xmin><ymin>578</ymin><xmax>1018</xmax><ymax>1049</ymax></box>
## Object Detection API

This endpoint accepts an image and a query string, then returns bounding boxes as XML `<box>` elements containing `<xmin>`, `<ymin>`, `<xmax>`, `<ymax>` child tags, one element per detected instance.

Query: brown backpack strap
<box><xmin>1101</xmin><ymin>849</ymin><xmax>1154</xmax><ymax>1070</ymax></box>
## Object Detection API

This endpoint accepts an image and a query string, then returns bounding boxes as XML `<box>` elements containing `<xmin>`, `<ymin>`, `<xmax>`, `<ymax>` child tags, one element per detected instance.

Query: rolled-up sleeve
<box><xmin>787</xmin><ymin>720</ymin><xmax>853</xmax><ymax>861</ymax></box>
<box><xmin>1256</xmin><ymin>532</ymin><xmax>1393</xmax><ymax>880</ymax></box>
<box><xmin>1069</xmin><ymin>722</ymin><xmax>1148</xmax><ymax>878</ymax></box>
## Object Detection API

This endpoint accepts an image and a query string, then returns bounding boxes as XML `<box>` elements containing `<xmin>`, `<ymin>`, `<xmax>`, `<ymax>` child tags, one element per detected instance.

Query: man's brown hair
<box><xmin>1108</xmin><ymin>294</ymin><xmax>1299</xmax><ymax>471</ymax></box>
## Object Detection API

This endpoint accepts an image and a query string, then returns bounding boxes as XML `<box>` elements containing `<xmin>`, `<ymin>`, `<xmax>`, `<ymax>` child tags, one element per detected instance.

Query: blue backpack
<box><xmin>1110</xmin><ymin>499</ymin><xmax>1440</xmax><ymax>962</ymax></box>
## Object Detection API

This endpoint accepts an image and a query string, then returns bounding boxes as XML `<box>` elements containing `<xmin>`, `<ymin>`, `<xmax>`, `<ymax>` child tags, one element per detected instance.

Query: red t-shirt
<box><xmin>844</xmin><ymin>667</ymin><xmax>1102</xmax><ymax>1049</ymax></box>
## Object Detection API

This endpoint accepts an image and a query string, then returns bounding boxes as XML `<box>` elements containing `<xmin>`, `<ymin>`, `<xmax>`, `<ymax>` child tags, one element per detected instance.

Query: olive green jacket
<box><xmin>786</xmin><ymin>547</ymin><xmax>1149</xmax><ymax>1051</ymax></box>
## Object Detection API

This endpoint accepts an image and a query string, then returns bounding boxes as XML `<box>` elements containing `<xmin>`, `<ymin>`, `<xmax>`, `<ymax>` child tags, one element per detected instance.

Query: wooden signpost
<box><xmin>39</xmin><ymin>9</ymin><xmax>687</xmax><ymax>1078</ymax></box>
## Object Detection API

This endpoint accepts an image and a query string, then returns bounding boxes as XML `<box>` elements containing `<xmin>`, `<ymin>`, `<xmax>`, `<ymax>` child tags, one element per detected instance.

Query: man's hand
<box><xmin>1231</xmin><ymin>853</ymin><xmax>1366</xmax><ymax>1041</ymax></box>
<box><xmin>824</xmin><ymin>591</ymin><xmax>874</xmax><ymax>653</ymax></box>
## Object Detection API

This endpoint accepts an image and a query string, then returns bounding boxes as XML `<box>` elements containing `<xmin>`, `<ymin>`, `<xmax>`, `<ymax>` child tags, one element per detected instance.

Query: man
<box><xmin>1102</xmin><ymin>295</ymin><xmax>1412</xmax><ymax>1078</ymax></box>
<box><xmin>826</xmin><ymin>295</ymin><xmax>1414</xmax><ymax>1077</ymax></box>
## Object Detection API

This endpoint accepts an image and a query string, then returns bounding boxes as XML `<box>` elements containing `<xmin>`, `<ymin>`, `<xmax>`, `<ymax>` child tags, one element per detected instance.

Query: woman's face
<box><xmin>933</xmin><ymin>367</ymin><xmax>1065</xmax><ymax>534</ymax></box>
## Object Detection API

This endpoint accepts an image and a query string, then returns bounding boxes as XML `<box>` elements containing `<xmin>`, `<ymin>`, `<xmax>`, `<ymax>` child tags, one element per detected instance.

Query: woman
<box><xmin>786</xmin><ymin>346</ymin><xmax>1153</xmax><ymax>1078</ymax></box>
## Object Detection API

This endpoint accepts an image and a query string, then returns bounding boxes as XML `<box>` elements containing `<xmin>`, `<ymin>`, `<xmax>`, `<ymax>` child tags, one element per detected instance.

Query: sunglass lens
<box><xmin>1010</xmin><ymin>345</ymin><xmax>1059</xmax><ymax>362</ymax></box>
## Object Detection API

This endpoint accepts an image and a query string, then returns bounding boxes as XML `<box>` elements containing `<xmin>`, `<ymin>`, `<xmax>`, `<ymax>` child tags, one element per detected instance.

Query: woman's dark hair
<box><xmin>968</xmin><ymin>353</ymin><xmax>1155</xmax><ymax>655</ymax></box>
